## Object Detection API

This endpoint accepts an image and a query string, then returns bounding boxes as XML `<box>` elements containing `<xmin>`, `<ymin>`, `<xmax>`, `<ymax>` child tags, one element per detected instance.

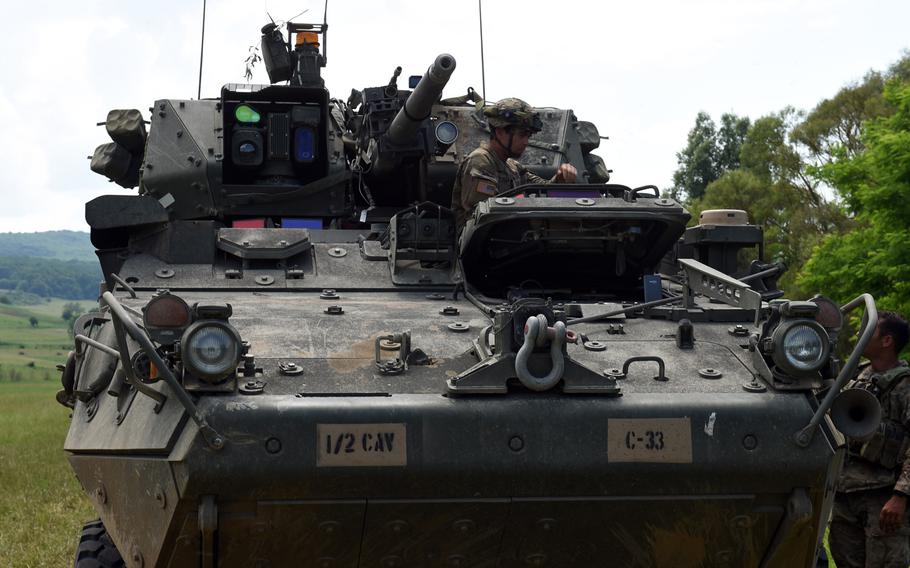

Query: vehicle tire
<box><xmin>74</xmin><ymin>519</ymin><xmax>126</xmax><ymax>568</ymax></box>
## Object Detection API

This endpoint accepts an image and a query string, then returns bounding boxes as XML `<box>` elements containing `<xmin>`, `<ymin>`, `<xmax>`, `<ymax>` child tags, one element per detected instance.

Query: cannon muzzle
<box><xmin>386</xmin><ymin>54</ymin><xmax>456</xmax><ymax>147</ymax></box>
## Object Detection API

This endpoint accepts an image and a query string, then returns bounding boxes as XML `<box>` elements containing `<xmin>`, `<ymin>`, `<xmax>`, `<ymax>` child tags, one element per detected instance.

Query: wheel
<box><xmin>74</xmin><ymin>519</ymin><xmax>125</xmax><ymax>568</ymax></box>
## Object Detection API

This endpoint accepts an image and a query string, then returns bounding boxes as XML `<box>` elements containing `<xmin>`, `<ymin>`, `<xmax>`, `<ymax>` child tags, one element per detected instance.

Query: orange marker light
<box><xmin>295</xmin><ymin>32</ymin><xmax>319</xmax><ymax>48</ymax></box>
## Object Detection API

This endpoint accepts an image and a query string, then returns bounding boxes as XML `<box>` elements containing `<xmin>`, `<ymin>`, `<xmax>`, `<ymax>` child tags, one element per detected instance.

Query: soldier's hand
<box><xmin>553</xmin><ymin>164</ymin><xmax>577</xmax><ymax>183</ymax></box>
<box><xmin>879</xmin><ymin>494</ymin><xmax>907</xmax><ymax>533</ymax></box>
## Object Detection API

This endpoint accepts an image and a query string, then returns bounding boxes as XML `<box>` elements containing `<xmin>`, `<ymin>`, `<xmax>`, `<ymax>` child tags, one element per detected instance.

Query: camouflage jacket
<box><xmin>838</xmin><ymin>360</ymin><xmax>910</xmax><ymax>494</ymax></box>
<box><xmin>450</xmin><ymin>144</ymin><xmax>548</xmax><ymax>228</ymax></box>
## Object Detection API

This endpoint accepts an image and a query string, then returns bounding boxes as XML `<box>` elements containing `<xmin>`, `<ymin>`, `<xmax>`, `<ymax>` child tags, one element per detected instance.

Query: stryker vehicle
<box><xmin>61</xmin><ymin>18</ymin><xmax>881</xmax><ymax>568</ymax></box>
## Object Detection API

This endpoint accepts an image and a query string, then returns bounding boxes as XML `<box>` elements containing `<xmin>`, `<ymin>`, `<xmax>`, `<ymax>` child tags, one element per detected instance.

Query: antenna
<box><xmin>478</xmin><ymin>0</ymin><xmax>486</xmax><ymax>103</ymax></box>
<box><xmin>197</xmin><ymin>0</ymin><xmax>207</xmax><ymax>99</ymax></box>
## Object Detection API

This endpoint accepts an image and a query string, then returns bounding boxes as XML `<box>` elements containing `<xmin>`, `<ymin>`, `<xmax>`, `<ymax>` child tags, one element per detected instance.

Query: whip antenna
<box><xmin>478</xmin><ymin>0</ymin><xmax>486</xmax><ymax>103</ymax></box>
<box><xmin>197</xmin><ymin>0</ymin><xmax>207</xmax><ymax>99</ymax></box>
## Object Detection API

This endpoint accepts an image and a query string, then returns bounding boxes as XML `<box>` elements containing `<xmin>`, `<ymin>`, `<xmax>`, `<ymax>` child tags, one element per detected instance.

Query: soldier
<box><xmin>450</xmin><ymin>98</ymin><xmax>577</xmax><ymax>229</ymax></box>
<box><xmin>830</xmin><ymin>310</ymin><xmax>910</xmax><ymax>568</ymax></box>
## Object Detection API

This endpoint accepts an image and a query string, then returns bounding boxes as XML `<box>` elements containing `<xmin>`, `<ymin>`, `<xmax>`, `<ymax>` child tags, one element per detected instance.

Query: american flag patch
<box><xmin>475</xmin><ymin>181</ymin><xmax>497</xmax><ymax>196</ymax></box>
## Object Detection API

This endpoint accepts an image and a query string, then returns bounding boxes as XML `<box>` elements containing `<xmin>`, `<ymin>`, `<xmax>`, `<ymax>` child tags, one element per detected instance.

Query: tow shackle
<box><xmin>515</xmin><ymin>315</ymin><xmax>567</xmax><ymax>391</ymax></box>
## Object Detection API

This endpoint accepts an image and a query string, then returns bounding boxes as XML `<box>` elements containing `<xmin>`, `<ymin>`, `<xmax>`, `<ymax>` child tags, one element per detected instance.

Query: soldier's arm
<box><xmin>524</xmin><ymin>170</ymin><xmax>549</xmax><ymax>185</ymax></box>
<box><xmin>460</xmin><ymin>159</ymin><xmax>499</xmax><ymax>213</ymax></box>
<box><xmin>892</xmin><ymin>380</ymin><xmax>910</xmax><ymax>494</ymax></box>
<box><xmin>515</xmin><ymin>162</ymin><xmax>575</xmax><ymax>185</ymax></box>
<box><xmin>879</xmin><ymin>379</ymin><xmax>910</xmax><ymax>532</ymax></box>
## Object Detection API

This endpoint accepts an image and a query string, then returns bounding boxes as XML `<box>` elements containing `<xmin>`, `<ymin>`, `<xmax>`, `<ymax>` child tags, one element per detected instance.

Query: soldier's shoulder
<box><xmin>505</xmin><ymin>157</ymin><xmax>527</xmax><ymax>174</ymax></box>
<box><xmin>465</xmin><ymin>146</ymin><xmax>495</xmax><ymax>163</ymax></box>
<box><xmin>887</xmin><ymin>363</ymin><xmax>910</xmax><ymax>395</ymax></box>
<box><xmin>464</xmin><ymin>147</ymin><xmax>500</xmax><ymax>181</ymax></box>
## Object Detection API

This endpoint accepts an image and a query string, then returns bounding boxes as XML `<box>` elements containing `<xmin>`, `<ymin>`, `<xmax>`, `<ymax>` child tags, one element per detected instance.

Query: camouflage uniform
<box><xmin>450</xmin><ymin>144</ymin><xmax>548</xmax><ymax>228</ymax></box>
<box><xmin>830</xmin><ymin>361</ymin><xmax>910</xmax><ymax>568</ymax></box>
<box><xmin>450</xmin><ymin>98</ymin><xmax>548</xmax><ymax>228</ymax></box>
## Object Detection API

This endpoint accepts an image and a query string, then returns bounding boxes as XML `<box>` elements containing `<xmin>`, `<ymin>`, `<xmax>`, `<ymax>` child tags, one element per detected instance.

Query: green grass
<box><xmin>0</xmin><ymin>299</ymin><xmax>95</xmax><ymax>384</ymax></box>
<box><xmin>0</xmin><ymin>299</ymin><xmax>97</xmax><ymax>567</ymax></box>
<box><xmin>0</xmin><ymin>382</ymin><xmax>95</xmax><ymax>567</ymax></box>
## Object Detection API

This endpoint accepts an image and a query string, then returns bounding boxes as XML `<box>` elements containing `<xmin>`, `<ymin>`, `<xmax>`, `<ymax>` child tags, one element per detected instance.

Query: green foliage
<box><xmin>61</xmin><ymin>302</ymin><xmax>83</xmax><ymax>323</ymax></box>
<box><xmin>670</xmin><ymin>112</ymin><xmax>751</xmax><ymax>201</ymax></box>
<box><xmin>792</xmin><ymin>53</ymin><xmax>910</xmax><ymax>165</ymax></box>
<box><xmin>671</xmin><ymin>112</ymin><xmax>717</xmax><ymax>201</ymax></box>
<box><xmin>0</xmin><ymin>230</ymin><xmax>95</xmax><ymax>262</ymax></box>
<box><xmin>716</xmin><ymin>113</ymin><xmax>751</xmax><ymax>172</ymax></box>
<box><xmin>799</xmin><ymin>80</ymin><xmax>910</xmax><ymax>315</ymax></box>
<box><xmin>0</xmin><ymin>256</ymin><xmax>99</xmax><ymax>300</ymax></box>
<box><xmin>690</xmin><ymin>168</ymin><xmax>846</xmax><ymax>296</ymax></box>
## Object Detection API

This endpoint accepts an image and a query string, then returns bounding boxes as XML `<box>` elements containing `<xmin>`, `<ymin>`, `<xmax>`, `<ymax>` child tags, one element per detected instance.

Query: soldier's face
<box><xmin>864</xmin><ymin>323</ymin><xmax>895</xmax><ymax>359</ymax></box>
<box><xmin>495</xmin><ymin>127</ymin><xmax>531</xmax><ymax>158</ymax></box>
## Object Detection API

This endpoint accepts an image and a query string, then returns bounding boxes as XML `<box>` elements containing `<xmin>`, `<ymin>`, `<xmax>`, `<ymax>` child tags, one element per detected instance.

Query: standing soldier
<box><xmin>450</xmin><ymin>98</ymin><xmax>577</xmax><ymax>229</ymax></box>
<box><xmin>830</xmin><ymin>310</ymin><xmax>910</xmax><ymax>568</ymax></box>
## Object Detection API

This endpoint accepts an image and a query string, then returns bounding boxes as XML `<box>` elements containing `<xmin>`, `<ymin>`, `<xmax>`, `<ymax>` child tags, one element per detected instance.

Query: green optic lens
<box><xmin>235</xmin><ymin>105</ymin><xmax>260</xmax><ymax>124</ymax></box>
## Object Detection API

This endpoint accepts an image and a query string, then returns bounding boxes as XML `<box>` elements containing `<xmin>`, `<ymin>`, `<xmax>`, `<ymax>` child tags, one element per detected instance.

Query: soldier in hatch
<box><xmin>450</xmin><ymin>98</ymin><xmax>577</xmax><ymax>229</ymax></box>
<box><xmin>830</xmin><ymin>310</ymin><xmax>910</xmax><ymax>568</ymax></box>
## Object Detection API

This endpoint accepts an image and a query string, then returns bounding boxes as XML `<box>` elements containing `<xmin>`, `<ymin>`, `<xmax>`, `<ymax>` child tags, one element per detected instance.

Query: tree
<box><xmin>716</xmin><ymin>113</ymin><xmax>751</xmax><ymax>172</ymax></box>
<box><xmin>798</xmin><ymin>80</ymin><xmax>910</xmax><ymax>316</ymax></box>
<box><xmin>739</xmin><ymin>108</ymin><xmax>824</xmax><ymax>206</ymax></box>
<box><xmin>61</xmin><ymin>302</ymin><xmax>82</xmax><ymax>323</ymax></box>
<box><xmin>670</xmin><ymin>112</ymin><xmax>717</xmax><ymax>201</ymax></box>
<box><xmin>671</xmin><ymin>111</ymin><xmax>751</xmax><ymax>201</ymax></box>
<box><xmin>791</xmin><ymin>54</ymin><xmax>910</xmax><ymax>167</ymax></box>
<box><xmin>687</xmin><ymin>107</ymin><xmax>849</xmax><ymax>297</ymax></box>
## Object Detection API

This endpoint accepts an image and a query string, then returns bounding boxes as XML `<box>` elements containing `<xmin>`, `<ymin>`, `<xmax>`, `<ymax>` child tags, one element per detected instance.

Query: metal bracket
<box><xmin>678</xmin><ymin>258</ymin><xmax>762</xmax><ymax>325</ymax></box>
<box><xmin>375</xmin><ymin>331</ymin><xmax>411</xmax><ymax>375</ymax></box>
<box><xmin>448</xmin><ymin>351</ymin><xmax>620</xmax><ymax>395</ymax></box>
<box><xmin>388</xmin><ymin>202</ymin><xmax>456</xmax><ymax>285</ymax></box>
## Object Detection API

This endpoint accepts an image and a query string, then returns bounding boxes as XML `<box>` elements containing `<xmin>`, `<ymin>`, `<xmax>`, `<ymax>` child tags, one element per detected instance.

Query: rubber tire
<box><xmin>73</xmin><ymin>519</ymin><xmax>126</xmax><ymax>568</ymax></box>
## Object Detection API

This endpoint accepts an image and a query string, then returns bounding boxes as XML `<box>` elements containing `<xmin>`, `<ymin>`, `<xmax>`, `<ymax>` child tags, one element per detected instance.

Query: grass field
<box><xmin>0</xmin><ymin>298</ymin><xmax>94</xmax><ymax>383</ymax></box>
<box><xmin>0</xmin><ymin>299</ymin><xmax>96</xmax><ymax>567</ymax></box>
<box><xmin>0</xmin><ymin>382</ymin><xmax>95</xmax><ymax>568</ymax></box>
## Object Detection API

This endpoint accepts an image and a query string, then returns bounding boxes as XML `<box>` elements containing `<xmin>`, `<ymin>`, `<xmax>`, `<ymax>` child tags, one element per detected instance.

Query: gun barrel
<box><xmin>386</xmin><ymin>54</ymin><xmax>456</xmax><ymax>147</ymax></box>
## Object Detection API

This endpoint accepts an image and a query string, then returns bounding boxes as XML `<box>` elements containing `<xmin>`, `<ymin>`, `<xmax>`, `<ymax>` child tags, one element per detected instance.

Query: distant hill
<box><xmin>0</xmin><ymin>231</ymin><xmax>95</xmax><ymax>262</ymax></box>
<box><xmin>0</xmin><ymin>232</ymin><xmax>99</xmax><ymax>301</ymax></box>
<box><xmin>0</xmin><ymin>257</ymin><xmax>101</xmax><ymax>300</ymax></box>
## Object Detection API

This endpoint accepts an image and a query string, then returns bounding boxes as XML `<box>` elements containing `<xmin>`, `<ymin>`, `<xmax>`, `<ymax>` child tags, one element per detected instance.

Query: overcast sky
<box><xmin>0</xmin><ymin>0</ymin><xmax>907</xmax><ymax>233</ymax></box>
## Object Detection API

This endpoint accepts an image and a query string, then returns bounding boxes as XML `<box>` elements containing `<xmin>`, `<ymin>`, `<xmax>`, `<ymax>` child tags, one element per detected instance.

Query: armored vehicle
<box><xmin>61</xmin><ymin>18</ymin><xmax>879</xmax><ymax>568</ymax></box>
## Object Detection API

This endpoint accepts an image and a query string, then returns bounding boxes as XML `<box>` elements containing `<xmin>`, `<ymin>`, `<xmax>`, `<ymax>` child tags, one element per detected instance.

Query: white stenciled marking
<box><xmin>704</xmin><ymin>412</ymin><xmax>717</xmax><ymax>437</ymax></box>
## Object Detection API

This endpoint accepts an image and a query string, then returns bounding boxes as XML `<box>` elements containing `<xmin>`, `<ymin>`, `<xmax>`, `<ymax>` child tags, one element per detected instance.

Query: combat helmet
<box><xmin>483</xmin><ymin>97</ymin><xmax>543</xmax><ymax>132</ymax></box>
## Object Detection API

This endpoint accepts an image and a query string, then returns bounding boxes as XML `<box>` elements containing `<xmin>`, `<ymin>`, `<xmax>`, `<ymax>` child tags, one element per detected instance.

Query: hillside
<box><xmin>0</xmin><ymin>231</ymin><xmax>99</xmax><ymax>301</ymax></box>
<box><xmin>0</xmin><ymin>230</ymin><xmax>95</xmax><ymax>262</ymax></box>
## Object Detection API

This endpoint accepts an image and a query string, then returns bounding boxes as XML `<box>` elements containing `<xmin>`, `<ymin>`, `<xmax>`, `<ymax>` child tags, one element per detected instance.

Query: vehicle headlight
<box><xmin>181</xmin><ymin>321</ymin><xmax>241</xmax><ymax>382</ymax></box>
<box><xmin>771</xmin><ymin>320</ymin><xmax>829</xmax><ymax>375</ymax></box>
